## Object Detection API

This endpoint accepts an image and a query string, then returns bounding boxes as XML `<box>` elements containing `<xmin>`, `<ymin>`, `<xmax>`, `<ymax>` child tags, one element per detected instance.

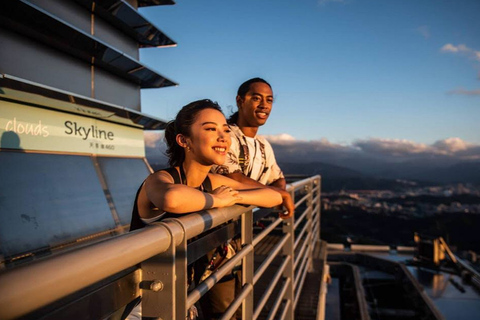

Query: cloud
<box><xmin>416</xmin><ymin>26</ymin><xmax>430</xmax><ymax>39</ymax></box>
<box><xmin>354</xmin><ymin>137</ymin><xmax>480</xmax><ymax>159</ymax></box>
<box><xmin>440</xmin><ymin>43</ymin><xmax>480</xmax><ymax>96</ymax></box>
<box><xmin>433</xmin><ymin>137</ymin><xmax>469</xmax><ymax>153</ymax></box>
<box><xmin>447</xmin><ymin>88</ymin><xmax>480</xmax><ymax>96</ymax></box>
<box><xmin>261</xmin><ymin>133</ymin><xmax>296</xmax><ymax>144</ymax></box>
<box><xmin>262</xmin><ymin>133</ymin><xmax>352</xmax><ymax>151</ymax></box>
<box><xmin>144</xmin><ymin>131</ymin><xmax>164</xmax><ymax>148</ymax></box>
<box><xmin>144</xmin><ymin>131</ymin><xmax>168</xmax><ymax>165</ymax></box>
<box><xmin>441</xmin><ymin>43</ymin><xmax>480</xmax><ymax>62</ymax></box>
<box><xmin>354</xmin><ymin>138</ymin><xmax>430</xmax><ymax>156</ymax></box>
<box><xmin>262</xmin><ymin>134</ymin><xmax>480</xmax><ymax>163</ymax></box>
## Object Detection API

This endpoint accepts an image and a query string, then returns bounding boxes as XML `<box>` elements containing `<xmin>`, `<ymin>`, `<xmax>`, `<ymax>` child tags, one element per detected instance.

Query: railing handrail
<box><xmin>288</xmin><ymin>174</ymin><xmax>320</xmax><ymax>190</ymax></box>
<box><xmin>0</xmin><ymin>224</ymin><xmax>171</xmax><ymax>319</ymax></box>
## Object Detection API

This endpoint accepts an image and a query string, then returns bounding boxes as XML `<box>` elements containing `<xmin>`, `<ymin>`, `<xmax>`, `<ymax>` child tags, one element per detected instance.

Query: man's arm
<box><xmin>226</xmin><ymin>173</ymin><xmax>294</xmax><ymax>219</ymax></box>
<box><xmin>269</xmin><ymin>177</ymin><xmax>286</xmax><ymax>190</ymax></box>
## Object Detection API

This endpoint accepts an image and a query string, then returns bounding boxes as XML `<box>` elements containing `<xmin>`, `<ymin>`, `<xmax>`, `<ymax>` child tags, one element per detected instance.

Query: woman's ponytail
<box><xmin>164</xmin><ymin>120</ymin><xmax>184</xmax><ymax>167</ymax></box>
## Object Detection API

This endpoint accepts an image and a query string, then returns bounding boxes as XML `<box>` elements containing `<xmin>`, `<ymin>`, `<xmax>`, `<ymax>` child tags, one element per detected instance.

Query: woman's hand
<box><xmin>211</xmin><ymin>185</ymin><xmax>242</xmax><ymax>208</ymax></box>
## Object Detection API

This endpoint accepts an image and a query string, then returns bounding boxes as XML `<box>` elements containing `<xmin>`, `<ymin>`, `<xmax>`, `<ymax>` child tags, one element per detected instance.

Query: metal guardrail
<box><xmin>0</xmin><ymin>175</ymin><xmax>321</xmax><ymax>320</ymax></box>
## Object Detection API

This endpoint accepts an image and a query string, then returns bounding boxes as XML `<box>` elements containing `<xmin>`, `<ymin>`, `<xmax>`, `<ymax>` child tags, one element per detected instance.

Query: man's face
<box><xmin>237</xmin><ymin>82</ymin><xmax>273</xmax><ymax>128</ymax></box>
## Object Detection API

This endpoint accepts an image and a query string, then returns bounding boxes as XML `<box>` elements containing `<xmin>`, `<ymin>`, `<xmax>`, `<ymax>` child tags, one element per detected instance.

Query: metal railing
<box><xmin>0</xmin><ymin>175</ymin><xmax>321</xmax><ymax>320</ymax></box>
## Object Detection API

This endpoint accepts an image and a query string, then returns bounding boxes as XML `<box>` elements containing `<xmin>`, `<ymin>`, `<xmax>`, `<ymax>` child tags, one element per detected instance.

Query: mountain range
<box><xmin>279</xmin><ymin>160</ymin><xmax>480</xmax><ymax>191</ymax></box>
<box><xmin>146</xmin><ymin>144</ymin><xmax>480</xmax><ymax>192</ymax></box>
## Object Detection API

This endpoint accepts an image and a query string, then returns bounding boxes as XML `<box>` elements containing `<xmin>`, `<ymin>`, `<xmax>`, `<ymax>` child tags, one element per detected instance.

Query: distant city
<box><xmin>323</xmin><ymin>183</ymin><xmax>480</xmax><ymax>216</ymax></box>
<box><xmin>319</xmin><ymin>182</ymin><xmax>480</xmax><ymax>266</ymax></box>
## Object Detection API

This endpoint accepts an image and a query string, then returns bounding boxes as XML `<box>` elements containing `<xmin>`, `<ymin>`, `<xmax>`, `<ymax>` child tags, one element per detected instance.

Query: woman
<box><xmin>130</xmin><ymin>99</ymin><xmax>282</xmax><ymax>230</ymax></box>
<box><xmin>126</xmin><ymin>99</ymin><xmax>283</xmax><ymax>320</ymax></box>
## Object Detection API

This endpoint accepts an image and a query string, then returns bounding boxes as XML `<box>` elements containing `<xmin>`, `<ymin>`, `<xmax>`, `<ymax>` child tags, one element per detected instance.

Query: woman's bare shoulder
<box><xmin>146</xmin><ymin>168</ymin><xmax>176</xmax><ymax>185</ymax></box>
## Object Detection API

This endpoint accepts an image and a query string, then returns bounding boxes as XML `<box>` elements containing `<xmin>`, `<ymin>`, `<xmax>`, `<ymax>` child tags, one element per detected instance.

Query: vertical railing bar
<box><xmin>293</xmin><ymin>219</ymin><xmax>311</xmax><ymax>250</ymax></box>
<box><xmin>316</xmin><ymin>177</ymin><xmax>322</xmax><ymax>242</ymax></box>
<box><xmin>312</xmin><ymin>225</ymin><xmax>319</xmax><ymax>241</ymax></box>
<box><xmin>167</xmin><ymin>219</ymin><xmax>189</xmax><ymax>320</ymax></box>
<box><xmin>265</xmin><ymin>278</ymin><xmax>292</xmax><ymax>320</ymax></box>
<box><xmin>294</xmin><ymin>231</ymin><xmax>311</xmax><ymax>270</ymax></box>
<box><xmin>307</xmin><ymin>181</ymin><xmax>314</xmax><ymax>272</ymax></box>
<box><xmin>312</xmin><ymin>206</ymin><xmax>319</xmax><ymax>220</ymax></box>
<box><xmin>311</xmin><ymin>208</ymin><xmax>319</xmax><ymax>229</ymax></box>
<box><xmin>253</xmin><ymin>234</ymin><xmax>290</xmax><ymax>285</ymax></box>
<box><xmin>295</xmin><ymin>242</ymin><xmax>311</xmax><ymax>281</ymax></box>
<box><xmin>220</xmin><ymin>284</ymin><xmax>253</xmax><ymax>320</ymax></box>
<box><xmin>293</xmin><ymin>207</ymin><xmax>310</xmax><ymax>230</ymax></box>
<box><xmin>253</xmin><ymin>256</ymin><xmax>291</xmax><ymax>320</ymax></box>
<box><xmin>294</xmin><ymin>254</ymin><xmax>310</xmax><ymax>308</ymax></box>
<box><xmin>242</xmin><ymin>210</ymin><xmax>254</xmax><ymax>320</ymax></box>
<box><xmin>278</xmin><ymin>299</ymin><xmax>292</xmax><ymax>320</ymax></box>
<box><xmin>294</xmin><ymin>242</ymin><xmax>310</xmax><ymax>289</ymax></box>
<box><xmin>282</xmin><ymin>187</ymin><xmax>295</xmax><ymax>320</ymax></box>
<box><xmin>294</xmin><ymin>232</ymin><xmax>312</xmax><ymax>270</ymax></box>
<box><xmin>186</xmin><ymin>244</ymin><xmax>253</xmax><ymax>308</ymax></box>
<box><xmin>316</xmin><ymin>264</ymin><xmax>329</xmax><ymax>320</ymax></box>
<box><xmin>252</xmin><ymin>217</ymin><xmax>283</xmax><ymax>247</ymax></box>
<box><xmin>294</xmin><ymin>265</ymin><xmax>308</xmax><ymax>308</ymax></box>
<box><xmin>293</xmin><ymin>227</ymin><xmax>307</xmax><ymax>252</ymax></box>
<box><xmin>293</xmin><ymin>193</ymin><xmax>309</xmax><ymax>208</ymax></box>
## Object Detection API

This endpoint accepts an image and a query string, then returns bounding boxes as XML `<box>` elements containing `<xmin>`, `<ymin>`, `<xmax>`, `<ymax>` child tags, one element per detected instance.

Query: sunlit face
<box><xmin>237</xmin><ymin>82</ymin><xmax>274</xmax><ymax>128</ymax></box>
<box><xmin>184</xmin><ymin>108</ymin><xmax>231</xmax><ymax>166</ymax></box>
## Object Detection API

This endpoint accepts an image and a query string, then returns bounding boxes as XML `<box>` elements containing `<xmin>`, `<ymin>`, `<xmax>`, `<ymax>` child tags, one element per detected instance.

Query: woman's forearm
<box><xmin>159</xmin><ymin>186</ymin><xmax>215</xmax><ymax>213</ymax></box>
<box><xmin>237</xmin><ymin>188</ymin><xmax>282</xmax><ymax>208</ymax></box>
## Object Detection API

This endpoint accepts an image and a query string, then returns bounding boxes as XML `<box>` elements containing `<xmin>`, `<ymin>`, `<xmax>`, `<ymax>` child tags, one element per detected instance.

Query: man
<box><xmin>215</xmin><ymin>77</ymin><xmax>294</xmax><ymax>217</ymax></box>
<box><xmin>202</xmin><ymin>78</ymin><xmax>294</xmax><ymax>320</ymax></box>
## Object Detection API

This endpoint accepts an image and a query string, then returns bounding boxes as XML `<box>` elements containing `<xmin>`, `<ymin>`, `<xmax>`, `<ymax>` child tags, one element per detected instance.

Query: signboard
<box><xmin>0</xmin><ymin>100</ymin><xmax>145</xmax><ymax>157</ymax></box>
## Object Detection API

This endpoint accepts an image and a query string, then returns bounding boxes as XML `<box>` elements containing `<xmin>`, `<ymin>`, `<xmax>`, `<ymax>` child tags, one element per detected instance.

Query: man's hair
<box><xmin>228</xmin><ymin>77</ymin><xmax>272</xmax><ymax>124</ymax></box>
<box><xmin>164</xmin><ymin>99</ymin><xmax>223</xmax><ymax>167</ymax></box>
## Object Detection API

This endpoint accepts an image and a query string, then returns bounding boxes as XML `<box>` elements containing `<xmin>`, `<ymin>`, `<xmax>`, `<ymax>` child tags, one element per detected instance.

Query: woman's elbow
<box><xmin>160</xmin><ymin>195</ymin><xmax>181</xmax><ymax>213</ymax></box>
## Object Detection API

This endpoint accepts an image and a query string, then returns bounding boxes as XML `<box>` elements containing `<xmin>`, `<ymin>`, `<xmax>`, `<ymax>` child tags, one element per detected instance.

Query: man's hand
<box><xmin>269</xmin><ymin>178</ymin><xmax>294</xmax><ymax>219</ymax></box>
<box><xmin>226</xmin><ymin>173</ymin><xmax>294</xmax><ymax>219</ymax></box>
<box><xmin>277</xmin><ymin>189</ymin><xmax>294</xmax><ymax>219</ymax></box>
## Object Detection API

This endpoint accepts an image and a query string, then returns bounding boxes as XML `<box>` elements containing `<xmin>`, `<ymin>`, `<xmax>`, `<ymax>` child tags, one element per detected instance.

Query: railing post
<box><xmin>141</xmin><ymin>224</ymin><xmax>177</xmax><ymax>319</ymax></box>
<box><xmin>169</xmin><ymin>220</ymin><xmax>188</xmax><ymax>320</ymax></box>
<box><xmin>241</xmin><ymin>209</ymin><xmax>254</xmax><ymax>320</ymax></box>
<box><xmin>307</xmin><ymin>181</ymin><xmax>314</xmax><ymax>272</ymax></box>
<box><xmin>282</xmin><ymin>188</ymin><xmax>295</xmax><ymax>320</ymax></box>
<box><xmin>316</xmin><ymin>176</ymin><xmax>322</xmax><ymax>242</ymax></box>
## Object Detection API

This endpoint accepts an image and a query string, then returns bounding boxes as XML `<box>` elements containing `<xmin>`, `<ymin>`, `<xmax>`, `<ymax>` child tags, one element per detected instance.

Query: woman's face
<box><xmin>185</xmin><ymin>108</ymin><xmax>231</xmax><ymax>166</ymax></box>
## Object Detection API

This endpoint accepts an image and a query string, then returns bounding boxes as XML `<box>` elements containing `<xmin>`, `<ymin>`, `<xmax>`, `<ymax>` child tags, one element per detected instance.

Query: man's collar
<box><xmin>230</xmin><ymin>123</ymin><xmax>258</xmax><ymax>138</ymax></box>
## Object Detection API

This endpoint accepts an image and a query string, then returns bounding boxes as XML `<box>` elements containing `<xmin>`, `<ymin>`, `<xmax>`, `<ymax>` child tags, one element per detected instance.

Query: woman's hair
<box><xmin>164</xmin><ymin>99</ymin><xmax>223</xmax><ymax>167</ymax></box>
<box><xmin>228</xmin><ymin>77</ymin><xmax>272</xmax><ymax>124</ymax></box>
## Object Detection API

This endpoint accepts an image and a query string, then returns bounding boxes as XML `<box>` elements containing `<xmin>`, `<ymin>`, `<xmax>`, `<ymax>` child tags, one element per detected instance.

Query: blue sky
<box><xmin>139</xmin><ymin>0</ymin><xmax>480</xmax><ymax>152</ymax></box>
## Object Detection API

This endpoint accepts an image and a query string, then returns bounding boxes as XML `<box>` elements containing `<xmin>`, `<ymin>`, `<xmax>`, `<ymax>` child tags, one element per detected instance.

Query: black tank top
<box><xmin>130</xmin><ymin>167</ymin><xmax>212</xmax><ymax>231</ymax></box>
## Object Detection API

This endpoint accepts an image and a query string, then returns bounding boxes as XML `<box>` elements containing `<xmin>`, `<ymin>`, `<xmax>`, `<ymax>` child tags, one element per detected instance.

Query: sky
<box><xmin>139</xmin><ymin>0</ymin><xmax>480</xmax><ymax>166</ymax></box>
